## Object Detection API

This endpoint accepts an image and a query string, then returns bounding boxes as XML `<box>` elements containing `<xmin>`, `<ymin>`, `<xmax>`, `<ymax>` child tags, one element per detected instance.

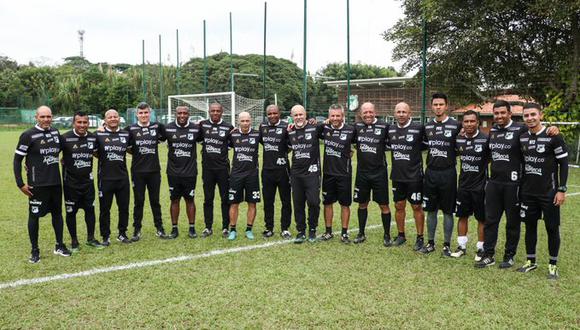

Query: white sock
<box><xmin>457</xmin><ymin>236</ymin><xmax>468</xmax><ymax>249</ymax></box>
<box><xmin>476</xmin><ymin>241</ymin><xmax>484</xmax><ymax>251</ymax></box>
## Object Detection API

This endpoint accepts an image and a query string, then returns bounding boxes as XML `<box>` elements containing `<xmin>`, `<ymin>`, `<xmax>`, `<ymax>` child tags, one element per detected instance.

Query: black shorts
<box><xmin>354</xmin><ymin>169</ymin><xmax>389</xmax><ymax>205</ymax></box>
<box><xmin>455</xmin><ymin>188</ymin><xmax>485</xmax><ymax>221</ymax></box>
<box><xmin>29</xmin><ymin>185</ymin><xmax>62</xmax><ymax>217</ymax></box>
<box><xmin>168</xmin><ymin>175</ymin><xmax>196</xmax><ymax>201</ymax></box>
<box><xmin>392</xmin><ymin>180</ymin><xmax>422</xmax><ymax>205</ymax></box>
<box><xmin>228</xmin><ymin>174</ymin><xmax>261</xmax><ymax>204</ymax></box>
<box><xmin>520</xmin><ymin>193</ymin><xmax>560</xmax><ymax>226</ymax></box>
<box><xmin>423</xmin><ymin>167</ymin><xmax>457</xmax><ymax>214</ymax></box>
<box><xmin>322</xmin><ymin>174</ymin><xmax>352</xmax><ymax>206</ymax></box>
<box><xmin>64</xmin><ymin>181</ymin><xmax>95</xmax><ymax>213</ymax></box>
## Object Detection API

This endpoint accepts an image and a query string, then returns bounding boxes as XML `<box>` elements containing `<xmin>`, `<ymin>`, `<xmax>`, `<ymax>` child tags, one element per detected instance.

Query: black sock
<box><xmin>381</xmin><ymin>213</ymin><xmax>391</xmax><ymax>237</ymax></box>
<box><xmin>246</xmin><ymin>225</ymin><xmax>253</xmax><ymax>232</ymax></box>
<box><xmin>444</xmin><ymin>241</ymin><xmax>450</xmax><ymax>247</ymax></box>
<box><xmin>358</xmin><ymin>208</ymin><xmax>368</xmax><ymax>235</ymax></box>
<box><xmin>28</xmin><ymin>215</ymin><xmax>40</xmax><ymax>249</ymax></box>
<box><xmin>230</xmin><ymin>225</ymin><xmax>236</xmax><ymax>232</ymax></box>
<box><xmin>549</xmin><ymin>259</ymin><xmax>557</xmax><ymax>265</ymax></box>
<box><xmin>529</xmin><ymin>257</ymin><xmax>536</xmax><ymax>264</ymax></box>
<box><xmin>398</xmin><ymin>232</ymin><xmax>405</xmax><ymax>238</ymax></box>
<box><xmin>173</xmin><ymin>224</ymin><xmax>178</xmax><ymax>228</ymax></box>
<box><xmin>417</xmin><ymin>234</ymin><xmax>424</xmax><ymax>239</ymax></box>
<box><xmin>428</xmin><ymin>239</ymin><xmax>435</xmax><ymax>245</ymax></box>
<box><xmin>341</xmin><ymin>227</ymin><xmax>348</xmax><ymax>235</ymax></box>
<box><xmin>326</xmin><ymin>226</ymin><xmax>332</xmax><ymax>234</ymax></box>
<box><xmin>52</xmin><ymin>213</ymin><xmax>64</xmax><ymax>246</ymax></box>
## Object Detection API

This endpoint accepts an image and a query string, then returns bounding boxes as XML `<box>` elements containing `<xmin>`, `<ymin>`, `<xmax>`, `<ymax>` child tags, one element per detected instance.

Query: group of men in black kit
<box><xmin>14</xmin><ymin>93</ymin><xmax>570</xmax><ymax>279</ymax></box>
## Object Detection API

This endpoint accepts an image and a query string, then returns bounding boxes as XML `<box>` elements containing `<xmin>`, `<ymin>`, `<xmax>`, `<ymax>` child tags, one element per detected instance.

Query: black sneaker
<box><xmin>101</xmin><ymin>237</ymin><xmax>111</xmax><ymax>247</ymax></box>
<box><xmin>383</xmin><ymin>235</ymin><xmax>393</xmax><ymax>247</ymax></box>
<box><xmin>320</xmin><ymin>232</ymin><xmax>334</xmax><ymax>241</ymax></box>
<box><xmin>156</xmin><ymin>227</ymin><xmax>166</xmax><ymax>238</ymax></box>
<box><xmin>474</xmin><ymin>249</ymin><xmax>484</xmax><ymax>262</ymax></box>
<box><xmin>340</xmin><ymin>233</ymin><xmax>351</xmax><ymax>244</ymax></box>
<box><xmin>222</xmin><ymin>228</ymin><xmax>229</xmax><ymax>238</ymax></box>
<box><xmin>392</xmin><ymin>236</ymin><xmax>406</xmax><ymax>246</ymax></box>
<box><xmin>475</xmin><ymin>256</ymin><xmax>496</xmax><ymax>268</ymax></box>
<box><xmin>201</xmin><ymin>228</ymin><xmax>213</xmax><ymax>238</ymax></box>
<box><xmin>29</xmin><ymin>248</ymin><xmax>40</xmax><ymax>264</ymax></box>
<box><xmin>441</xmin><ymin>245</ymin><xmax>452</xmax><ymax>257</ymax></box>
<box><xmin>353</xmin><ymin>234</ymin><xmax>366</xmax><ymax>244</ymax></box>
<box><xmin>131</xmin><ymin>229</ymin><xmax>141</xmax><ymax>242</ymax></box>
<box><xmin>262</xmin><ymin>230</ymin><xmax>274</xmax><ymax>238</ymax></box>
<box><xmin>414</xmin><ymin>237</ymin><xmax>424</xmax><ymax>251</ymax></box>
<box><xmin>450</xmin><ymin>247</ymin><xmax>466</xmax><ymax>258</ymax></box>
<box><xmin>499</xmin><ymin>256</ymin><xmax>515</xmax><ymax>269</ymax></box>
<box><xmin>168</xmin><ymin>227</ymin><xmax>179</xmax><ymax>239</ymax></box>
<box><xmin>516</xmin><ymin>260</ymin><xmax>538</xmax><ymax>273</ymax></box>
<box><xmin>308</xmin><ymin>231</ymin><xmax>318</xmax><ymax>243</ymax></box>
<box><xmin>86</xmin><ymin>239</ymin><xmax>105</xmax><ymax>250</ymax></box>
<box><xmin>54</xmin><ymin>244</ymin><xmax>72</xmax><ymax>257</ymax></box>
<box><xmin>281</xmin><ymin>230</ymin><xmax>292</xmax><ymax>240</ymax></box>
<box><xmin>294</xmin><ymin>232</ymin><xmax>306</xmax><ymax>244</ymax></box>
<box><xmin>71</xmin><ymin>240</ymin><xmax>80</xmax><ymax>253</ymax></box>
<box><xmin>117</xmin><ymin>233</ymin><xmax>132</xmax><ymax>244</ymax></box>
<box><xmin>418</xmin><ymin>243</ymin><xmax>435</xmax><ymax>255</ymax></box>
<box><xmin>188</xmin><ymin>226</ymin><xmax>197</xmax><ymax>238</ymax></box>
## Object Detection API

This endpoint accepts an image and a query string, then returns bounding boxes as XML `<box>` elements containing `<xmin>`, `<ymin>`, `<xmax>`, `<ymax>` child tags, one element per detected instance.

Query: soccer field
<box><xmin>0</xmin><ymin>129</ymin><xmax>578</xmax><ymax>328</ymax></box>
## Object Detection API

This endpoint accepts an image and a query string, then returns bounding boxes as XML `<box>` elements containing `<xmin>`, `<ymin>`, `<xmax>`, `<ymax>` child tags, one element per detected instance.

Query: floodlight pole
<box><xmin>176</xmin><ymin>29</ymin><xmax>181</xmax><ymax>95</ymax></box>
<box><xmin>159</xmin><ymin>34</ymin><xmax>163</xmax><ymax>110</ymax></box>
<box><xmin>142</xmin><ymin>40</ymin><xmax>147</xmax><ymax>102</ymax></box>
<box><xmin>421</xmin><ymin>12</ymin><xmax>428</xmax><ymax>124</ymax></box>
<box><xmin>302</xmin><ymin>0</ymin><xmax>308</xmax><ymax>109</ymax></box>
<box><xmin>203</xmin><ymin>20</ymin><xmax>208</xmax><ymax>93</ymax></box>
<box><xmin>263</xmin><ymin>2</ymin><xmax>267</xmax><ymax>105</ymax></box>
<box><xmin>230</xmin><ymin>12</ymin><xmax>234</xmax><ymax>92</ymax></box>
<box><xmin>346</xmin><ymin>0</ymin><xmax>351</xmax><ymax>122</ymax></box>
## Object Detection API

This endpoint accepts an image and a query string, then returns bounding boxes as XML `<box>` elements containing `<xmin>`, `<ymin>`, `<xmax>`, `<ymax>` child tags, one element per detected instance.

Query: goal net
<box><xmin>167</xmin><ymin>92</ymin><xmax>265</xmax><ymax>128</ymax></box>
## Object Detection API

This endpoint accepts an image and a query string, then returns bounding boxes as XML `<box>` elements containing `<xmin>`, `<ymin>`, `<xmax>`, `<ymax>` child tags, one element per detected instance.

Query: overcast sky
<box><xmin>0</xmin><ymin>0</ymin><xmax>404</xmax><ymax>74</ymax></box>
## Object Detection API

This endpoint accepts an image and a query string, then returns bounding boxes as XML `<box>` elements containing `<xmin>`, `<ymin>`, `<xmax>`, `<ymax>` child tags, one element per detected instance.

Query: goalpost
<box><xmin>167</xmin><ymin>91</ymin><xmax>265</xmax><ymax>128</ymax></box>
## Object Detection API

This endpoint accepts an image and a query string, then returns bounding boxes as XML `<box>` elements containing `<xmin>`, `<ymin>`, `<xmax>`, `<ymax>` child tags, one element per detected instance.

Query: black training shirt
<box><xmin>456</xmin><ymin>130</ymin><xmax>489</xmax><ymax>191</ymax></box>
<box><xmin>423</xmin><ymin>116</ymin><xmax>461</xmax><ymax>170</ymax></box>
<box><xmin>388</xmin><ymin>120</ymin><xmax>425</xmax><ymax>182</ymax></box>
<box><xmin>354</xmin><ymin>119</ymin><xmax>389</xmax><ymax>172</ymax></box>
<box><xmin>14</xmin><ymin>125</ymin><xmax>61</xmax><ymax>187</ymax></box>
<box><xmin>259</xmin><ymin>120</ymin><xmax>290</xmax><ymax>170</ymax></box>
<box><xmin>488</xmin><ymin>120</ymin><xmax>527</xmax><ymax>184</ymax></box>
<box><xmin>165</xmin><ymin>121</ymin><xmax>201</xmax><ymax>177</ymax></box>
<box><xmin>95</xmin><ymin>128</ymin><xmax>130</xmax><ymax>181</ymax></box>
<box><xmin>288</xmin><ymin>123</ymin><xmax>323</xmax><ymax>177</ymax></box>
<box><xmin>126</xmin><ymin>122</ymin><xmax>166</xmax><ymax>173</ymax></box>
<box><xmin>199</xmin><ymin>119</ymin><xmax>234</xmax><ymax>170</ymax></box>
<box><xmin>230</xmin><ymin>128</ymin><xmax>261</xmax><ymax>176</ymax></box>
<box><xmin>61</xmin><ymin>129</ymin><xmax>97</xmax><ymax>184</ymax></box>
<box><xmin>321</xmin><ymin>123</ymin><xmax>356</xmax><ymax>177</ymax></box>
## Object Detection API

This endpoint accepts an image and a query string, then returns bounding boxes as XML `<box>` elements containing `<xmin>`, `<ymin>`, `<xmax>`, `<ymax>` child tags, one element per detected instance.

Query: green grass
<box><xmin>0</xmin><ymin>129</ymin><xmax>579</xmax><ymax>328</ymax></box>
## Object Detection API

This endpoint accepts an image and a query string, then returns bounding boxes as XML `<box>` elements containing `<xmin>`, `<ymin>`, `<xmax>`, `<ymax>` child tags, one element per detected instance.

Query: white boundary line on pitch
<box><xmin>1</xmin><ymin>221</ymin><xmax>406</xmax><ymax>290</ymax></box>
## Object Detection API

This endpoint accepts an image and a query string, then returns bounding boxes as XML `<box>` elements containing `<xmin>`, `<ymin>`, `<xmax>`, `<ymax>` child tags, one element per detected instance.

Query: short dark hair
<box><xmin>328</xmin><ymin>104</ymin><xmax>344</xmax><ymax>111</ymax></box>
<box><xmin>463</xmin><ymin>109</ymin><xmax>480</xmax><ymax>122</ymax></box>
<box><xmin>523</xmin><ymin>102</ymin><xmax>542</xmax><ymax>112</ymax></box>
<box><xmin>431</xmin><ymin>92</ymin><xmax>448</xmax><ymax>104</ymax></box>
<box><xmin>137</xmin><ymin>102</ymin><xmax>150</xmax><ymax>110</ymax></box>
<box><xmin>492</xmin><ymin>100</ymin><xmax>511</xmax><ymax>112</ymax></box>
<box><xmin>73</xmin><ymin>111</ymin><xmax>88</xmax><ymax>122</ymax></box>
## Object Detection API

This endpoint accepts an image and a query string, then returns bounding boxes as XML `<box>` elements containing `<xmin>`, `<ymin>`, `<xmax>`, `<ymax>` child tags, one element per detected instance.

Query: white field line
<box><xmin>0</xmin><ymin>221</ymin><xmax>401</xmax><ymax>290</ymax></box>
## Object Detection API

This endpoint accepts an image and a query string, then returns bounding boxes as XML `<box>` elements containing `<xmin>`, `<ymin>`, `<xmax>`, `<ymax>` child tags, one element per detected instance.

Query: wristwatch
<box><xmin>557</xmin><ymin>186</ymin><xmax>567</xmax><ymax>193</ymax></box>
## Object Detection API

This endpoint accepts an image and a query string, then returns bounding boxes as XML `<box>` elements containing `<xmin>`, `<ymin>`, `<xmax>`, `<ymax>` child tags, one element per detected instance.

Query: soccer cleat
<box><xmin>71</xmin><ymin>240</ymin><xmax>80</xmax><ymax>253</ymax></box>
<box><xmin>222</xmin><ymin>228</ymin><xmax>229</xmax><ymax>238</ymax></box>
<box><xmin>168</xmin><ymin>227</ymin><xmax>179</xmax><ymax>239</ymax></box>
<box><xmin>308</xmin><ymin>231</ymin><xmax>318</xmax><ymax>243</ymax></box>
<box><xmin>418</xmin><ymin>243</ymin><xmax>435</xmax><ymax>255</ymax></box>
<box><xmin>201</xmin><ymin>228</ymin><xmax>213</xmax><ymax>238</ymax></box>
<box><xmin>29</xmin><ymin>248</ymin><xmax>40</xmax><ymax>264</ymax></box>
<box><xmin>441</xmin><ymin>245</ymin><xmax>452</xmax><ymax>257</ymax></box>
<box><xmin>474</xmin><ymin>249</ymin><xmax>484</xmax><ymax>262</ymax></box>
<box><xmin>474</xmin><ymin>256</ymin><xmax>496</xmax><ymax>268</ymax></box>
<box><xmin>156</xmin><ymin>227</ymin><xmax>167</xmax><ymax>239</ymax></box>
<box><xmin>414</xmin><ymin>237</ymin><xmax>424</xmax><ymax>251</ymax></box>
<box><xmin>86</xmin><ymin>239</ymin><xmax>105</xmax><ymax>250</ymax></box>
<box><xmin>262</xmin><ymin>230</ymin><xmax>274</xmax><ymax>238</ymax></box>
<box><xmin>294</xmin><ymin>232</ymin><xmax>306</xmax><ymax>244</ymax></box>
<box><xmin>101</xmin><ymin>237</ymin><xmax>111</xmax><ymax>247</ymax></box>
<box><xmin>131</xmin><ymin>230</ymin><xmax>141</xmax><ymax>242</ymax></box>
<box><xmin>228</xmin><ymin>230</ymin><xmax>237</xmax><ymax>241</ymax></box>
<box><xmin>450</xmin><ymin>247</ymin><xmax>466</xmax><ymax>258</ymax></box>
<box><xmin>517</xmin><ymin>260</ymin><xmax>538</xmax><ymax>273</ymax></box>
<box><xmin>320</xmin><ymin>233</ymin><xmax>334</xmax><ymax>241</ymax></box>
<box><xmin>54</xmin><ymin>244</ymin><xmax>72</xmax><ymax>257</ymax></box>
<box><xmin>547</xmin><ymin>264</ymin><xmax>559</xmax><ymax>280</ymax></box>
<box><xmin>245</xmin><ymin>230</ymin><xmax>255</xmax><ymax>240</ymax></box>
<box><xmin>383</xmin><ymin>235</ymin><xmax>393</xmax><ymax>247</ymax></box>
<box><xmin>281</xmin><ymin>230</ymin><xmax>292</xmax><ymax>240</ymax></box>
<box><xmin>117</xmin><ymin>233</ymin><xmax>132</xmax><ymax>244</ymax></box>
<box><xmin>340</xmin><ymin>233</ymin><xmax>351</xmax><ymax>244</ymax></box>
<box><xmin>392</xmin><ymin>236</ymin><xmax>407</xmax><ymax>247</ymax></box>
<box><xmin>499</xmin><ymin>257</ymin><xmax>515</xmax><ymax>269</ymax></box>
<box><xmin>188</xmin><ymin>226</ymin><xmax>197</xmax><ymax>238</ymax></box>
<box><xmin>353</xmin><ymin>234</ymin><xmax>366</xmax><ymax>244</ymax></box>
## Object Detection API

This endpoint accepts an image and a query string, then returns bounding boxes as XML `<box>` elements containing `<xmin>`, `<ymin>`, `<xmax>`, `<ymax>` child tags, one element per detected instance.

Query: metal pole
<box><xmin>203</xmin><ymin>20</ymin><xmax>208</xmax><ymax>93</ymax></box>
<box><xmin>421</xmin><ymin>11</ymin><xmax>428</xmax><ymax>123</ymax></box>
<box><xmin>142</xmin><ymin>40</ymin><xmax>147</xmax><ymax>102</ymax></box>
<box><xmin>230</xmin><ymin>12</ymin><xmax>234</xmax><ymax>92</ymax></box>
<box><xmin>302</xmin><ymin>0</ymin><xmax>308</xmax><ymax>108</ymax></box>
<box><xmin>159</xmin><ymin>34</ymin><xmax>163</xmax><ymax>110</ymax></box>
<box><xmin>263</xmin><ymin>2</ymin><xmax>267</xmax><ymax>105</ymax></box>
<box><xmin>176</xmin><ymin>29</ymin><xmax>180</xmax><ymax>95</ymax></box>
<box><xmin>346</xmin><ymin>0</ymin><xmax>351</xmax><ymax>122</ymax></box>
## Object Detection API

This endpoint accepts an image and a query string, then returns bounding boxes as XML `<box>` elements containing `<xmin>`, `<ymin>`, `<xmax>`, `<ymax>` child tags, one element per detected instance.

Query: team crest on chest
<box><xmin>474</xmin><ymin>144</ymin><xmax>482</xmax><ymax>153</ymax></box>
<box><xmin>87</xmin><ymin>142</ymin><xmax>93</xmax><ymax>149</ymax></box>
<box><xmin>406</xmin><ymin>134</ymin><xmax>414</xmax><ymax>142</ymax></box>
<box><xmin>276</xmin><ymin>128</ymin><xmax>283</xmax><ymax>135</ymax></box>
<box><xmin>374</xmin><ymin>128</ymin><xmax>381</xmax><ymax>135</ymax></box>
<box><xmin>54</xmin><ymin>136</ymin><xmax>59</xmax><ymax>143</ymax></box>
<box><xmin>187</xmin><ymin>133</ymin><xmax>194</xmax><ymax>140</ymax></box>
<box><xmin>219</xmin><ymin>131</ymin><xmax>226</xmax><ymax>137</ymax></box>
<box><xmin>536</xmin><ymin>144</ymin><xmax>545</xmax><ymax>153</ymax></box>
<box><xmin>505</xmin><ymin>132</ymin><xmax>513</xmax><ymax>140</ymax></box>
<box><xmin>120</xmin><ymin>137</ymin><xmax>126</xmax><ymax>143</ymax></box>
<box><xmin>249</xmin><ymin>138</ymin><xmax>256</xmax><ymax>144</ymax></box>
<box><xmin>444</xmin><ymin>130</ymin><xmax>452</xmax><ymax>137</ymax></box>
<box><xmin>340</xmin><ymin>133</ymin><xmax>347</xmax><ymax>140</ymax></box>
<box><xmin>305</xmin><ymin>133</ymin><xmax>312</xmax><ymax>140</ymax></box>
<box><xmin>151</xmin><ymin>130</ymin><xmax>156</xmax><ymax>137</ymax></box>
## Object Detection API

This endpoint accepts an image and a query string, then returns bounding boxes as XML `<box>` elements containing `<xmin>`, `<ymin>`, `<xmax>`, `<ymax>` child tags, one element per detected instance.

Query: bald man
<box><xmin>226</xmin><ymin>112</ymin><xmax>262</xmax><ymax>240</ymax></box>
<box><xmin>14</xmin><ymin>106</ymin><xmax>71</xmax><ymax>263</ymax></box>
<box><xmin>387</xmin><ymin>102</ymin><xmax>426</xmax><ymax>250</ymax></box>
